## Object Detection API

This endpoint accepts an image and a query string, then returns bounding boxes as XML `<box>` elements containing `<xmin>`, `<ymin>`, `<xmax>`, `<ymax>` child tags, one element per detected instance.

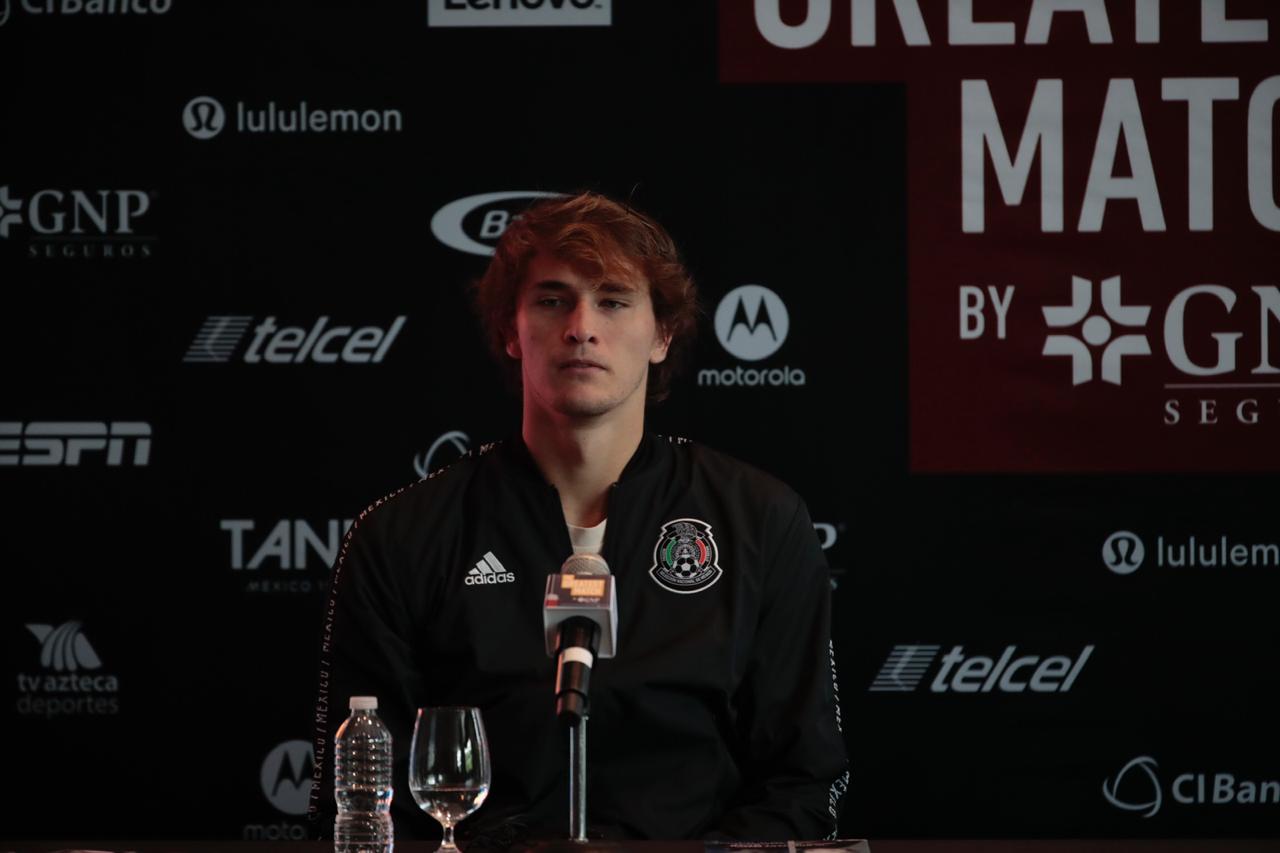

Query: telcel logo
<box><xmin>869</xmin><ymin>643</ymin><xmax>1093</xmax><ymax>693</ymax></box>
<box><xmin>184</xmin><ymin>315</ymin><xmax>406</xmax><ymax>364</ymax></box>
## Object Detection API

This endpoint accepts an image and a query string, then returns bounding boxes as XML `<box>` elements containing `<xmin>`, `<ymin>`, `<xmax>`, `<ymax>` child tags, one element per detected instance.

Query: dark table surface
<box><xmin>2</xmin><ymin>840</ymin><xmax>1279</xmax><ymax>853</ymax></box>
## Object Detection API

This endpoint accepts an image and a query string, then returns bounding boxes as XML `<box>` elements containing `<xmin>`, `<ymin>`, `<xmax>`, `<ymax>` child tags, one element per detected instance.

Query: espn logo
<box><xmin>0</xmin><ymin>422</ymin><xmax>151</xmax><ymax>466</ymax></box>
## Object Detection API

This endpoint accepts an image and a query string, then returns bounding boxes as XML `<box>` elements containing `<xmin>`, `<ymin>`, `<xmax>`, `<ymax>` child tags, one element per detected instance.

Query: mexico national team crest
<box><xmin>650</xmin><ymin>518</ymin><xmax>723</xmax><ymax>594</ymax></box>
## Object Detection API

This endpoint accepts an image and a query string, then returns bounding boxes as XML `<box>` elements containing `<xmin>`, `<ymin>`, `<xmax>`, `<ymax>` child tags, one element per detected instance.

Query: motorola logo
<box><xmin>415</xmin><ymin>430</ymin><xmax>471</xmax><ymax>479</ymax></box>
<box><xmin>183</xmin><ymin>96</ymin><xmax>225</xmax><ymax>139</ymax></box>
<box><xmin>1103</xmin><ymin>530</ymin><xmax>1145</xmax><ymax>575</ymax></box>
<box><xmin>431</xmin><ymin>191</ymin><xmax>561</xmax><ymax>256</ymax></box>
<box><xmin>714</xmin><ymin>285</ymin><xmax>789</xmax><ymax>361</ymax></box>
<box><xmin>700</xmin><ymin>284</ymin><xmax>805</xmax><ymax>387</ymax></box>
<box><xmin>261</xmin><ymin>740</ymin><xmax>314</xmax><ymax>815</ymax></box>
<box><xmin>1103</xmin><ymin>755</ymin><xmax>1162</xmax><ymax>818</ymax></box>
<box><xmin>26</xmin><ymin>621</ymin><xmax>101</xmax><ymax>672</ymax></box>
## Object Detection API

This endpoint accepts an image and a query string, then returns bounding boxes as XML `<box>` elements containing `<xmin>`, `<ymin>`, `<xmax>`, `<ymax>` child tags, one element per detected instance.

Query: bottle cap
<box><xmin>349</xmin><ymin>696</ymin><xmax>378</xmax><ymax>710</ymax></box>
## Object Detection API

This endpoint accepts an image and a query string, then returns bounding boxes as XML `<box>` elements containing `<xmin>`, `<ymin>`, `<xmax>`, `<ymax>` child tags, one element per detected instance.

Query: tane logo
<box><xmin>1103</xmin><ymin>755</ymin><xmax>1163</xmax><ymax>818</ymax></box>
<box><xmin>869</xmin><ymin>643</ymin><xmax>1093</xmax><ymax>693</ymax></box>
<box><xmin>26</xmin><ymin>622</ymin><xmax>102</xmax><ymax>672</ymax></box>
<box><xmin>183</xmin><ymin>96</ymin><xmax>226</xmax><ymax>139</ymax></box>
<box><xmin>466</xmin><ymin>551</ymin><xmax>515</xmax><ymax>585</ymax></box>
<box><xmin>1043</xmin><ymin>275</ymin><xmax>1151</xmax><ymax>385</ymax></box>
<box><xmin>183</xmin><ymin>315</ymin><xmax>406</xmax><ymax>364</ymax></box>
<box><xmin>261</xmin><ymin>740</ymin><xmax>313</xmax><ymax>815</ymax></box>
<box><xmin>414</xmin><ymin>430</ymin><xmax>470</xmax><ymax>479</ymax></box>
<box><xmin>1102</xmin><ymin>530</ymin><xmax>1145</xmax><ymax>574</ymax></box>
<box><xmin>715</xmin><ymin>285</ymin><xmax>789</xmax><ymax>361</ymax></box>
<box><xmin>431</xmin><ymin>191</ymin><xmax>561</xmax><ymax>256</ymax></box>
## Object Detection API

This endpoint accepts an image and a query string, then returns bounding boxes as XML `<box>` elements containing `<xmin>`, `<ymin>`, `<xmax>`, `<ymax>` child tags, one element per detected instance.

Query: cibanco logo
<box><xmin>183</xmin><ymin>96</ymin><xmax>226</xmax><ymax>140</ymax></box>
<box><xmin>261</xmin><ymin>740</ymin><xmax>313</xmax><ymax>816</ymax></box>
<box><xmin>414</xmin><ymin>430</ymin><xmax>470</xmax><ymax>479</ymax></box>
<box><xmin>1103</xmin><ymin>755</ymin><xmax>1162</xmax><ymax>817</ymax></box>
<box><xmin>1102</xmin><ymin>530</ymin><xmax>1145</xmax><ymax>575</ymax></box>
<box><xmin>714</xmin><ymin>285</ymin><xmax>789</xmax><ymax>361</ymax></box>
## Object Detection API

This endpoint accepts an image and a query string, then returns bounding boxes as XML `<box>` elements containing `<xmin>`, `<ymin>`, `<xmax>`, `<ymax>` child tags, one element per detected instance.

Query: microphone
<box><xmin>543</xmin><ymin>553</ymin><xmax>617</xmax><ymax>726</ymax></box>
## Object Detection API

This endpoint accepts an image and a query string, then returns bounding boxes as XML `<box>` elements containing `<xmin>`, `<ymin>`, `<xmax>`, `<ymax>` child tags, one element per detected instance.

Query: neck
<box><xmin>522</xmin><ymin>404</ymin><xmax>644</xmax><ymax>528</ymax></box>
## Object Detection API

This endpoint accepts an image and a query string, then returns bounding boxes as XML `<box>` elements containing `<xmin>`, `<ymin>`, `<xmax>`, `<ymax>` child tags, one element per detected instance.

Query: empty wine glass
<box><xmin>409</xmin><ymin>706</ymin><xmax>491</xmax><ymax>850</ymax></box>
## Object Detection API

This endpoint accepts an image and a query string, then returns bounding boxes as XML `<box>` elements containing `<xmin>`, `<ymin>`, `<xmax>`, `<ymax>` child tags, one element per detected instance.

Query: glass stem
<box><xmin>442</xmin><ymin>822</ymin><xmax>456</xmax><ymax>849</ymax></box>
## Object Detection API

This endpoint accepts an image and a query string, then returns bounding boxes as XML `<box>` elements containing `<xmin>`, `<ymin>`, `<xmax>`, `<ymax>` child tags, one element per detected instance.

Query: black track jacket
<box><xmin>309</xmin><ymin>434</ymin><xmax>848</xmax><ymax>842</ymax></box>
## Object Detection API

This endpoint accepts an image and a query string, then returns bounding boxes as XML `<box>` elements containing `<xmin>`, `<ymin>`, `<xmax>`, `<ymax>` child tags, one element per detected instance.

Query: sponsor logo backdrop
<box><xmin>1</xmin><ymin>0</ymin><xmax>1275</xmax><ymax>841</ymax></box>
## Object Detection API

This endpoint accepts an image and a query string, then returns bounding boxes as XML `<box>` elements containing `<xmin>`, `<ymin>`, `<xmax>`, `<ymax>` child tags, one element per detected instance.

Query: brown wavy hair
<box><xmin>472</xmin><ymin>191</ymin><xmax>698</xmax><ymax>403</ymax></box>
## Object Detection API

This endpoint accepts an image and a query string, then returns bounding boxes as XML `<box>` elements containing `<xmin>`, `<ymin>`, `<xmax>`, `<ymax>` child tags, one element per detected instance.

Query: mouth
<box><xmin>560</xmin><ymin>359</ymin><xmax>607</xmax><ymax>371</ymax></box>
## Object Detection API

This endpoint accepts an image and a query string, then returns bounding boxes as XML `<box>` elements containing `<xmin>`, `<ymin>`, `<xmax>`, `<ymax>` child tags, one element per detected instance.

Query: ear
<box><xmin>505</xmin><ymin>334</ymin><xmax>522</xmax><ymax>360</ymax></box>
<box><xmin>649</xmin><ymin>327</ymin><xmax>672</xmax><ymax>364</ymax></box>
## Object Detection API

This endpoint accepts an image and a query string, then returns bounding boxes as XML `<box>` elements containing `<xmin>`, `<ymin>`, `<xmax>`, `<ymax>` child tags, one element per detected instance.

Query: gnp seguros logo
<box><xmin>1103</xmin><ymin>755</ymin><xmax>1280</xmax><ymax>817</ymax></box>
<box><xmin>700</xmin><ymin>285</ymin><xmax>805</xmax><ymax>387</ymax></box>
<box><xmin>431</xmin><ymin>191</ymin><xmax>561</xmax><ymax>256</ymax></box>
<box><xmin>1102</xmin><ymin>530</ymin><xmax>1279</xmax><ymax>574</ymax></box>
<box><xmin>0</xmin><ymin>183</ymin><xmax>155</xmax><ymax>259</ymax></box>
<box><xmin>427</xmin><ymin>0</ymin><xmax>610</xmax><ymax>28</ymax></box>
<box><xmin>17</xmin><ymin>621</ymin><xmax>120</xmax><ymax>717</ymax></box>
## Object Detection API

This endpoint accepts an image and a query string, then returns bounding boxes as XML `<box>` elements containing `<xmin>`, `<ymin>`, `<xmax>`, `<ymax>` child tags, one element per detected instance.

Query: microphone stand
<box><xmin>569</xmin><ymin>717</ymin><xmax>587</xmax><ymax>842</ymax></box>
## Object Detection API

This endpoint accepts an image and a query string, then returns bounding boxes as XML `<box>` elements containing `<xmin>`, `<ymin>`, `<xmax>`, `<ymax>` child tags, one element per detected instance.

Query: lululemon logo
<box><xmin>1102</xmin><ymin>755</ymin><xmax>1162</xmax><ymax>818</ymax></box>
<box><xmin>183</xmin><ymin>96</ymin><xmax>226</xmax><ymax>140</ymax></box>
<box><xmin>1102</xmin><ymin>531</ymin><xmax>1145</xmax><ymax>575</ymax></box>
<box><xmin>714</xmin><ymin>285</ymin><xmax>790</xmax><ymax>361</ymax></box>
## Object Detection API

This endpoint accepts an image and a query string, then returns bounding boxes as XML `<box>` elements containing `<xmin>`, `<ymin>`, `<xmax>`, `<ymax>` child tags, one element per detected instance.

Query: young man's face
<box><xmin>507</xmin><ymin>250</ymin><xmax>671</xmax><ymax>422</ymax></box>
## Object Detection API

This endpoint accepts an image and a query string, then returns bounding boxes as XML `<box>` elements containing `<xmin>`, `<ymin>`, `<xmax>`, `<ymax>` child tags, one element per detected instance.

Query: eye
<box><xmin>535</xmin><ymin>296</ymin><xmax>563</xmax><ymax>308</ymax></box>
<box><xmin>600</xmin><ymin>299</ymin><xmax>629</xmax><ymax>310</ymax></box>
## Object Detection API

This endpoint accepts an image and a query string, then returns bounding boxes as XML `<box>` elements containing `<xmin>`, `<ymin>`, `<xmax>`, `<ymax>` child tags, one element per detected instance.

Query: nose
<box><xmin>564</xmin><ymin>301</ymin><xmax>598</xmax><ymax>346</ymax></box>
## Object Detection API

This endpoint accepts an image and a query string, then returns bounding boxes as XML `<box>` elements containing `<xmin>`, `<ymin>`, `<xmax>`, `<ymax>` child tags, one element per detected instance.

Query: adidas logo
<box><xmin>464</xmin><ymin>551</ymin><xmax>515</xmax><ymax>586</ymax></box>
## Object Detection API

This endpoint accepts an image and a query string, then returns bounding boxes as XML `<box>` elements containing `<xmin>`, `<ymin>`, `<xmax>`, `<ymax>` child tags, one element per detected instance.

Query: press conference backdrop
<box><xmin>3</xmin><ymin>0</ymin><xmax>1278</xmax><ymax>842</ymax></box>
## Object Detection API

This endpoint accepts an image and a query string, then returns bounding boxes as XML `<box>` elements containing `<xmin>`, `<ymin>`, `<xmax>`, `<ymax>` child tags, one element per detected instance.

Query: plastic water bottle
<box><xmin>334</xmin><ymin>695</ymin><xmax>394</xmax><ymax>852</ymax></box>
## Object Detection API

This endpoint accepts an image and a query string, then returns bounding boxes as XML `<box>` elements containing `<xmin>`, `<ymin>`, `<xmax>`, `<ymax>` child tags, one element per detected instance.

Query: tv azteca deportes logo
<box><xmin>961</xmin><ymin>274</ymin><xmax>1280</xmax><ymax>425</ymax></box>
<box><xmin>16</xmin><ymin>621</ymin><xmax>121</xmax><ymax>717</ymax></box>
<box><xmin>1103</xmin><ymin>755</ymin><xmax>1280</xmax><ymax>817</ymax></box>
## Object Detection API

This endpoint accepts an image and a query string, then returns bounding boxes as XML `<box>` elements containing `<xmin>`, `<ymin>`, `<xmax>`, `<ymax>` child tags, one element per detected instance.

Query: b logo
<box><xmin>1102</xmin><ymin>531</ymin><xmax>1144</xmax><ymax>575</ymax></box>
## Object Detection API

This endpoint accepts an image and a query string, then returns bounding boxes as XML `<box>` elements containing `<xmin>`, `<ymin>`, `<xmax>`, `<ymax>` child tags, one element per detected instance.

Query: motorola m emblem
<box><xmin>1102</xmin><ymin>530</ymin><xmax>1145</xmax><ymax>575</ymax></box>
<box><xmin>183</xmin><ymin>96</ymin><xmax>226</xmax><ymax>140</ymax></box>
<box><xmin>714</xmin><ymin>285</ymin><xmax>790</xmax><ymax>361</ymax></box>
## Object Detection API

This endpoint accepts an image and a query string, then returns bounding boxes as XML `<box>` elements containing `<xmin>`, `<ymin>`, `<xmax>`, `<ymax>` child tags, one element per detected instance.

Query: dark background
<box><xmin>3</xmin><ymin>0</ymin><xmax>1277</xmax><ymax>842</ymax></box>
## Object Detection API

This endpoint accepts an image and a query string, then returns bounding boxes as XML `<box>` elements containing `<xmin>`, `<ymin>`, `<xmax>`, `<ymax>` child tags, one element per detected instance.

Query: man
<box><xmin>310</xmin><ymin>192</ymin><xmax>848</xmax><ymax>842</ymax></box>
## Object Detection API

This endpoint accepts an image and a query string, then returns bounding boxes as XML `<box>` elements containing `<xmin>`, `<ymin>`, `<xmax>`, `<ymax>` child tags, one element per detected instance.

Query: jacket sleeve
<box><xmin>308</xmin><ymin>505</ymin><xmax>438</xmax><ymax>840</ymax></box>
<box><xmin>710</xmin><ymin>494</ymin><xmax>850</xmax><ymax>841</ymax></box>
